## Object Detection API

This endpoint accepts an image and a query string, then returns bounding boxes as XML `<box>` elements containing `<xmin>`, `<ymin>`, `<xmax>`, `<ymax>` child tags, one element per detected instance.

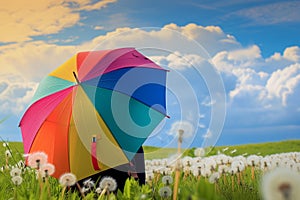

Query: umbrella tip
<box><xmin>72</xmin><ymin>71</ymin><xmax>80</xmax><ymax>84</ymax></box>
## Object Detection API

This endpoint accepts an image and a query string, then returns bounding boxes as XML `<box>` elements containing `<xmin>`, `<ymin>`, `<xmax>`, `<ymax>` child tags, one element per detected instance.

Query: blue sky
<box><xmin>0</xmin><ymin>0</ymin><xmax>299</xmax><ymax>148</ymax></box>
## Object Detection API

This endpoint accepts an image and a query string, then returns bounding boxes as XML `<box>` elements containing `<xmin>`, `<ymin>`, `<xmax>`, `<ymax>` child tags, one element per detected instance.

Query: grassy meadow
<box><xmin>0</xmin><ymin>140</ymin><xmax>299</xmax><ymax>199</ymax></box>
<box><xmin>144</xmin><ymin>140</ymin><xmax>300</xmax><ymax>159</ymax></box>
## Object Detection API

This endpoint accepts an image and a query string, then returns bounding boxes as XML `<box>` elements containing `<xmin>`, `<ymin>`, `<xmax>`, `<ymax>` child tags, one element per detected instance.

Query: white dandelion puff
<box><xmin>159</xmin><ymin>186</ymin><xmax>172</xmax><ymax>198</ymax></box>
<box><xmin>11</xmin><ymin>176</ymin><xmax>23</xmax><ymax>185</ymax></box>
<box><xmin>247</xmin><ymin>155</ymin><xmax>260</xmax><ymax>167</ymax></box>
<box><xmin>194</xmin><ymin>148</ymin><xmax>205</xmax><ymax>157</ymax></box>
<box><xmin>95</xmin><ymin>187</ymin><xmax>103</xmax><ymax>194</ymax></box>
<box><xmin>17</xmin><ymin>160</ymin><xmax>25</xmax><ymax>169</ymax></box>
<box><xmin>139</xmin><ymin>194</ymin><xmax>148</xmax><ymax>199</ymax></box>
<box><xmin>40</xmin><ymin>163</ymin><xmax>55</xmax><ymax>177</ymax></box>
<box><xmin>59</xmin><ymin>173</ymin><xmax>77</xmax><ymax>187</ymax></box>
<box><xmin>231</xmin><ymin>160</ymin><xmax>245</xmax><ymax>172</ymax></box>
<box><xmin>10</xmin><ymin>167</ymin><xmax>22</xmax><ymax>177</ymax></box>
<box><xmin>83</xmin><ymin>178</ymin><xmax>95</xmax><ymax>189</ymax></box>
<box><xmin>5</xmin><ymin>150</ymin><xmax>12</xmax><ymax>158</ymax></box>
<box><xmin>201</xmin><ymin>168</ymin><xmax>212</xmax><ymax>178</ymax></box>
<box><xmin>182</xmin><ymin>156</ymin><xmax>193</xmax><ymax>167</ymax></box>
<box><xmin>162</xmin><ymin>175</ymin><xmax>173</xmax><ymax>185</ymax></box>
<box><xmin>27</xmin><ymin>152</ymin><xmax>48</xmax><ymax>169</ymax></box>
<box><xmin>261</xmin><ymin>168</ymin><xmax>300</xmax><ymax>200</ymax></box>
<box><xmin>209</xmin><ymin>172</ymin><xmax>220</xmax><ymax>184</ymax></box>
<box><xmin>99</xmin><ymin>176</ymin><xmax>117</xmax><ymax>192</ymax></box>
<box><xmin>3</xmin><ymin>142</ymin><xmax>9</xmax><ymax>147</ymax></box>
<box><xmin>218</xmin><ymin>165</ymin><xmax>229</xmax><ymax>175</ymax></box>
<box><xmin>146</xmin><ymin>172</ymin><xmax>154</xmax><ymax>182</ymax></box>
<box><xmin>81</xmin><ymin>187</ymin><xmax>90</xmax><ymax>194</ymax></box>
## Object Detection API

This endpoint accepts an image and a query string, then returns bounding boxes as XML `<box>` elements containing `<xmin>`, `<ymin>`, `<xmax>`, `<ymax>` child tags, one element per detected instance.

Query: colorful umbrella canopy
<box><xmin>19</xmin><ymin>48</ymin><xmax>167</xmax><ymax>180</ymax></box>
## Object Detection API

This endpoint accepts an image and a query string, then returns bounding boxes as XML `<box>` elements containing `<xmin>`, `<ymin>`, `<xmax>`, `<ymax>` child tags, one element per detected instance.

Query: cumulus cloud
<box><xmin>0</xmin><ymin>74</ymin><xmax>38</xmax><ymax>115</ymax></box>
<box><xmin>283</xmin><ymin>46</ymin><xmax>300</xmax><ymax>62</ymax></box>
<box><xmin>211</xmin><ymin>40</ymin><xmax>300</xmax><ymax>129</ymax></box>
<box><xmin>0</xmin><ymin>41</ymin><xmax>78</xmax><ymax>81</ymax></box>
<box><xmin>1</xmin><ymin>22</ymin><xmax>299</xmax><ymax>141</ymax></box>
<box><xmin>266</xmin><ymin>64</ymin><xmax>300</xmax><ymax>106</ymax></box>
<box><xmin>0</xmin><ymin>0</ymin><xmax>117</xmax><ymax>43</ymax></box>
<box><xmin>83</xmin><ymin>23</ymin><xmax>240</xmax><ymax>57</ymax></box>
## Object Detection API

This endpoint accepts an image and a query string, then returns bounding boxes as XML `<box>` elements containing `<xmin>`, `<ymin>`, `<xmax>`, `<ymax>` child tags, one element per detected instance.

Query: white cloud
<box><xmin>212</xmin><ymin>43</ymin><xmax>300</xmax><ymax>112</ymax></box>
<box><xmin>1</xmin><ymin>23</ymin><xmax>299</xmax><ymax>137</ymax></box>
<box><xmin>233</xmin><ymin>1</ymin><xmax>300</xmax><ymax>25</ymax></box>
<box><xmin>227</xmin><ymin>45</ymin><xmax>261</xmax><ymax>61</ymax></box>
<box><xmin>0</xmin><ymin>74</ymin><xmax>38</xmax><ymax>115</ymax></box>
<box><xmin>94</xmin><ymin>26</ymin><xmax>104</xmax><ymax>30</ymax></box>
<box><xmin>0</xmin><ymin>0</ymin><xmax>117</xmax><ymax>43</ymax></box>
<box><xmin>283</xmin><ymin>46</ymin><xmax>300</xmax><ymax>62</ymax></box>
<box><xmin>0</xmin><ymin>41</ymin><xmax>78</xmax><ymax>81</ymax></box>
<box><xmin>151</xmin><ymin>51</ymin><xmax>205</xmax><ymax>71</ymax></box>
<box><xmin>266</xmin><ymin>63</ymin><xmax>300</xmax><ymax>106</ymax></box>
<box><xmin>212</xmin><ymin>45</ymin><xmax>263</xmax><ymax>73</ymax></box>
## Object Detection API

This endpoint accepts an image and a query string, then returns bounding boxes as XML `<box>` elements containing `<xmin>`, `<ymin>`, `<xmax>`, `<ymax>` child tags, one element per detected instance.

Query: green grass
<box><xmin>0</xmin><ymin>139</ymin><xmax>299</xmax><ymax>199</ymax></box>
<box><xmin>1</xmin><ymin>140</ymin><xmax>299</xmax><ymax>162</ymax></box>
<box><xmin>205</xmin><ymin>139</ymin><xmax>300</xmax><ymax>157</ymax></box>
<box><xmin>144</xmin><ymin>139</ymin><xmax>300</xmax><ymax>159</ymax></box>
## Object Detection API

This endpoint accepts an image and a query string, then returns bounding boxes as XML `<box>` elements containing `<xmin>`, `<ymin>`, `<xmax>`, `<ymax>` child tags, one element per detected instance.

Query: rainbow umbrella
<box><xmin>19</xmin><ymin>48</ymin><xmax>167</xmax><ymax>180</ymax></box>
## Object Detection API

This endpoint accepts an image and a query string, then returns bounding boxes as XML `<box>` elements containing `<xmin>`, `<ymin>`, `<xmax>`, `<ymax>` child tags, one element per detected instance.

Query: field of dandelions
<box><xmin>1</xmin><ymin>141</ymin><xmax>300</xmax><ymax>200</ymax></box>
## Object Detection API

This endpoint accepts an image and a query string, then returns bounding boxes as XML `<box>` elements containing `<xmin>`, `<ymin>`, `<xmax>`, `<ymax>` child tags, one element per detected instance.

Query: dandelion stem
<box><xmin>173</xmin><ymin>129</ymin><xmax>183</xmax><ymax>200</ymax></box>
<box><xmin>251</xmin><ymin>166</ymin><xmax>255</xmax><ymax>180</ymax></box>
<box><xmin>231</xmin><ymin>175</ymin><xmax>234</xmax><ymax>192</ymax></box>
<box><xmin>76</xmin><ymin>182</ymin><xmax>85</xmax><ymax>198</ymax></box>
<box><xmin>100</xmin><ymin>186</ymin><xmax>108</xmax><ymax>198</ymax></box>
<box><xmin>5</xmin><ymin>156</ymin><xmax>8</xmax><ymax>169</ymax></box>
<box><xmin>61</xmin><ymin>186</ymin><xmax>66</xmax><ymax>200</ymax></box>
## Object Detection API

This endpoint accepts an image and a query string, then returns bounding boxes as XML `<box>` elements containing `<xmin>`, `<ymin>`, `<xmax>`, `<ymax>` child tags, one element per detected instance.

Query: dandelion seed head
<box><xmin>95</xmin><ymin>187</ymin><xmax>102</xmax><ymax>194</ymax></box>
<box><xmin>3</xmin><ymin>142</ymin><xmax>9</xmax><ymax>147</ymax></box>
<box><xmin>247</xmin><ymin>155</ymin><xmax>260</xmax><ymax>166</ymax></box>
<box><xmin>81</xmin><ymin>187</ymin><xmax>90</xmax><ymax>194</ymax></box>
<box><xmin>182</xmin><ymin>156</ymin><xmax>193</xmax><ymax>167</ymax></box>
<box><xmin>162</xmin><ymin>175</ymin><xmax>173</xmax><ymax>185</ymax></box>
<box><xmin>194</xmin><ymin>148</ymin><xmax>205</xmax><ymax>157</ymax></box>
<box><xmin>99</xmin><ymin>176</ymin><xmax>117</xmax><ymax>192</ymax></box>
<box><xmin>11</xmin><ymin>176</ymin><xmax>23</xmax><ymax>185</ymax></box>
<box><xmin>17</xmin><ymin>160</ymin><xmax>25</xmax><ymax>168</ymax></box>
<box><xmin>231</xmin><ymin>160</ymin><xmax>245</xmax><ymax>172</ymax></box>
<box><xmin>139</xmin><ymin>194</ymin><xmax>148</xmax><ymax>199</ymax></box>
<box><xmin>40</xmin><ymin>163</ymin><xmax>55</xmax><ymax>177</ymax></box>
<box><xmin>10</xmin><ymin>167</ymin><xmax>22</xmax><ymax>177</ymax></box>
<box><xmin>209</xmin><ymin>172</ymin><xmax>220</xmax><ymax>184</ymax></box>
<box><xmin>59</xmin><ymin>173</ymin><xmax>77</xmax><ymax>187</ymax></box>
<box><xmin>201</xmin><ymin>168</ymin><xmax>212</xmax><ymax>178</ymax></box>
<box><xmin>218</xmin><ymin>165</ymin><xmax>229</xmax><ymax>174</ymax></box>
<box><xmin>28</xmin><ymin>152</ymin><xmax>48</xmax><ymax>169</ymax></box>
<box><xmin>5</xmin><ymin>150</ymin><xmax>12</xmax><ymax>158</ymax></box>
<box><xmin>146</xmin><ymin>172</ymin><xmax>154</xmax><ymax>182</ymax></box>
<box><xmin>229</xmin><ymin>166</ymin><xmax>238</xmax><ymax>175</ymax></box>
<box><xmin>159</xmin><ymin>186</ymin><xmax>172</xmax><ymax>198</ymax></box>
<box><xmin>83</xmin><ymin>178</ymin><xmax>95</xmax><ymax>189</ymax></box>
<box><xmin>261</xmin><ymin>168</ymin><xmax>300</xmax><ymax>200</ymax></box>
